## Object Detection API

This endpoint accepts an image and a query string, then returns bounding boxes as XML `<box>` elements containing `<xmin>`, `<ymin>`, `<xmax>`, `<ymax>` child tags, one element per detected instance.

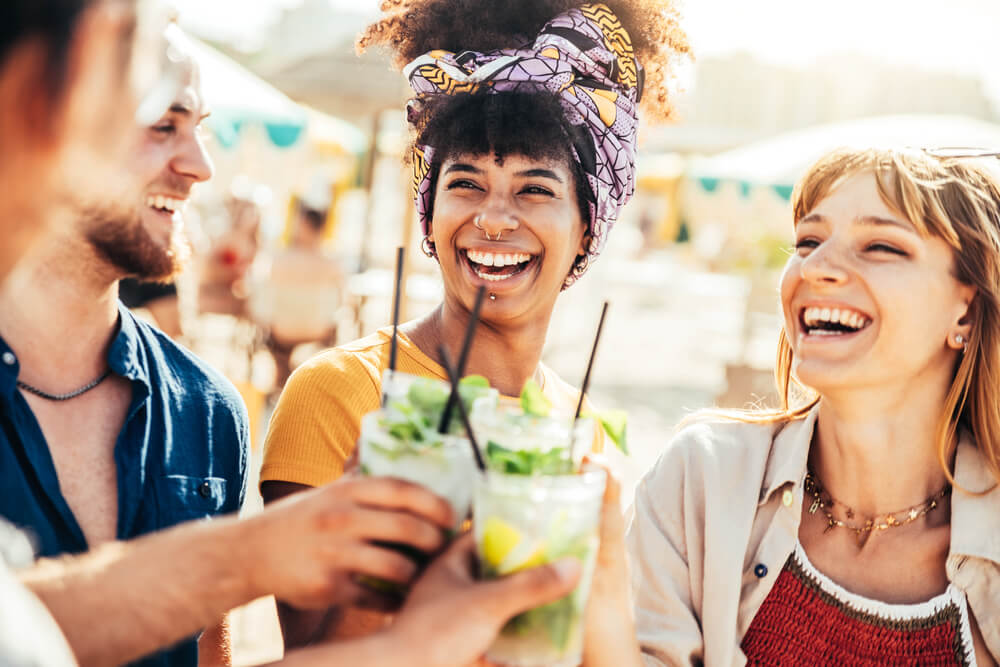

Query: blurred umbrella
<box><xmin>184</xmin><ymin>36</ymin><xmax>308</xmax><ymax>150</ymax></box>
<box><xmin>682</xmin><ymin>114</ymin><xmax>1000</xmax><ymax>270</ymax></box>
<box><xmin>305</xmin><ymin>107</ymin><xmax>367</xmax><ymax>157</ymax></box>
<box><xmin>689</xmin><ymin>114</ymin><xmax>1000</xmax><ymax>200</ymax></box>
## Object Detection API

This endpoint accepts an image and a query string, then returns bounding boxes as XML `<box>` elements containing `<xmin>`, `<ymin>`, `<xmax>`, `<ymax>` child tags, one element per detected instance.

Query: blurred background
<box><xmin>135</xmin><ymin>0</ymin><xmax>1000</xmax><ymax>661</ymax></box>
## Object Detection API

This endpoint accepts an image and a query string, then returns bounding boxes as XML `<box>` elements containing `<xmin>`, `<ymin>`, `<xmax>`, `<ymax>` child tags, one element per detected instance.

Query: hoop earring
<box><xmin>562</xmin><ymin>253</ymin><xmax>589</xmax><ymax>289</ymax></box>
<box><xmin>421</xmin><ymin>235</ymin><xmax>437</xmax><ymax>258</ymax></box>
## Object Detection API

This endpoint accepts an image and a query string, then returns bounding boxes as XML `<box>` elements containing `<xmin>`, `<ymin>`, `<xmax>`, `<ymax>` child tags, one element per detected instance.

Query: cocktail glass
<box><xmin>360</xmin><ymin>370</ymin><xmax>498</xmax><ymax>530</ymax></box>
<box><xmin>471</xmin><ymin>401</ymin><xmax>604</xmax><ymax>667</ymax></box>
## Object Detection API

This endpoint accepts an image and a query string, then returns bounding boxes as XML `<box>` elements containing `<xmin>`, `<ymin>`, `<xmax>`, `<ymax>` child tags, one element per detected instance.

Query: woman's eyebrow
<box><xmin>517</xmin><ymin>168</ymin><xmax>563</xmax><ymax>182</ymax></box>
<box><xmin>857</xmin><ymin>215</ymin><xmax>917</xmax><ymax>232</ymax></box>
<box><xmin>798</xmin><ymin>213</ymin><xmax>915</xmax><ymax>233</ymax></box>
<box><xmin>443</xmin><ymin>163</ymin><xmax>483</xmax><ymax>175</ymax></box>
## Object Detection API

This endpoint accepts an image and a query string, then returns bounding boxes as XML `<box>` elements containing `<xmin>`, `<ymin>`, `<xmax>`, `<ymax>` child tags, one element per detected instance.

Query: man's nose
<box><xmin>172</xmin><ymin>133</ymin><xmax>214</xmax><ymax>184</ymax></box>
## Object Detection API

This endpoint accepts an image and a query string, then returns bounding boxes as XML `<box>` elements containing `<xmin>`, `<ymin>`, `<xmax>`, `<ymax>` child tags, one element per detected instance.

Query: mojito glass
<box><xmin>474</xmin><ymin>466</ymin><xmax>606</xmax><ymax>667</ymax></box>
<box><xmin>470</xmin><ymin>402</ymin><xmax>594</xmax><ymax>475</ymax></box>
<box><xmin>358</xmin><ymin>409</ymin><xmax>478</xmax><ymax>533</ymax></box>
<box><xmin>359</xmin><ymin>370</ymin><xmax>498</xmax><ymax>530</ymax></box>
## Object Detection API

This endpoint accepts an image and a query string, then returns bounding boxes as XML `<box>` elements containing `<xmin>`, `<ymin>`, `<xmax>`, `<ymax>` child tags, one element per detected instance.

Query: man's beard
<box><xmin>83</xmin><ymin>202</ymin><xmax>189</xmax><ymax>282</ymax></box>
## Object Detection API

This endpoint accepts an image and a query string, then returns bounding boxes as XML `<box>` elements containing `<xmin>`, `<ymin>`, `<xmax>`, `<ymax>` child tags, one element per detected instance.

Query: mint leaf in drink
<box><xmin>380</xmin><ymin>375</ymin><xmax>500</xmax><ymax>451</ymax></box>
<box><xmin>520</xmin><ymin>379</ymin><xmax>552</xmax><ymax>417</ymax></box>
<box><xmin>485</xmin><ymin>441</ymin><xmax>573</xmax><ymax>475</ymax></box>
<box><xmin>588</xmin><ymin>409</ymin><xmax>628</xmax><ymax>454</ymax></box>
<box><xmin>485</xmin><ymin>441</ymin><xmax>531</xmax><ymax>475</ymax></box>
<box><xmin>544</xmin><ymin>594</ymin><xmax>576</xmax><ymax>650</ymax></box>
<box><xmin>387</xmin><ymin>420</ymin><xmax>422</xmax><ymax>443</ymax></box>
<box><xmin>502</xmin><ymin>594</ymin><xmax>578</xmax><ymax>651</ymax></box>
<box><xmin>407</xmin><ymin>379</ymin><xmax>450</xmax><ymax>416</ymax></box>
<box><xmin>457</xmin><ymin>374</ymin><xmax>493</xmax><ymax>411</ymax></box>
<box><xmin>459</xmin><ymin>374</ymin><xmax>490</xmax><ymax>389</ymax></box>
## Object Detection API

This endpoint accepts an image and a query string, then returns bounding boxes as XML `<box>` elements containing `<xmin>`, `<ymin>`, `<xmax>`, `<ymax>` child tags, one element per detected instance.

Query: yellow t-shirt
<box><xmin>260</xmin><ymin>326</ymin><xmax>604</xmax><ymax>488</ymax></box>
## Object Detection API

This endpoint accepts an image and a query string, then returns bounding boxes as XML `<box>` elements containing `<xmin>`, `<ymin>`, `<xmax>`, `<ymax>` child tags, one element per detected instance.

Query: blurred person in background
<box><xmin>628</xmin><ymin>148</ymin><xmax>1000</xmax><ymax>664</ymax></box>
<box><xmin>0</xmin><ymin>5</ymin><xmax>623</xmax><ymax>667</ymax></box>
<box><xmin>261</xmin><ymin>0</ymin><xmax>689</xmax><ymax>648</ymax></box>
<box><xmin>196</xmin><ymin>181</ymin><xmax>264</xmax><ymax>318</ymax></box>
<box><xmin>0</xmin><ymin>24</ymin><xmax>250</xmax><ymax>667</ymax></box>
<box><xmin>252</xmin><ymin>188</ymin><xmax>345</xmax><ymax>391</ymax></box>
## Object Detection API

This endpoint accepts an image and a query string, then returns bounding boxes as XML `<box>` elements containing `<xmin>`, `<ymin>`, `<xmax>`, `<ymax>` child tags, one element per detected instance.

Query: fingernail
<box><xmin>551</xmin><ymin>558</ymin><xmax>581</xmax><ymax>581</ymax></box>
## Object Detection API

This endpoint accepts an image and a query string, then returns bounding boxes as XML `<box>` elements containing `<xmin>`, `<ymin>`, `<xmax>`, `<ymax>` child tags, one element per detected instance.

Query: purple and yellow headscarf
<box><xmin>404</xmin><ymin>3</ymin><xmax>643</xmax><ymax>284</ymax></box>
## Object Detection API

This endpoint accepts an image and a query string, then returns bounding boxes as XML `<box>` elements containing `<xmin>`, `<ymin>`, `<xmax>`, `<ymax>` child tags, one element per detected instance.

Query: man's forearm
<box><xmin>20</xmin><ymin>515</ymin><xmax>256</xmax><ymax>667</ymax></box>
<box><xmin>261</xmin><ymin>633</ymin><xmax>406</xmax><ymax>667</ymax></box>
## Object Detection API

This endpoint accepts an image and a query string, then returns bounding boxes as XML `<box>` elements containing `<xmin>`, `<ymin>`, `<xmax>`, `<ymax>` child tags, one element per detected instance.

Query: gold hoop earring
<box><xmin>421</xmin><ymin>235</ymin><xmax>437</xmax><ymax>258</ymax></box>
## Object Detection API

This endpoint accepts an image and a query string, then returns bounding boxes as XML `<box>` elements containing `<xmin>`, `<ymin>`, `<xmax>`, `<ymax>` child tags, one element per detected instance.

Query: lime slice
<box><xmin>499</xmin><ymin>540</ymin><xmax>547</xmax><ymax>575</ymax></box>
<box><xmin>482</xmin><ymin>517</ymin><xmax>523</xmax><ymax>568</ymax></box>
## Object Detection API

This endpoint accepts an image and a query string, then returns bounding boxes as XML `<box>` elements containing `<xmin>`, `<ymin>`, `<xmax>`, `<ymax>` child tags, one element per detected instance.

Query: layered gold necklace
<box><xmin>804</xmin><ymin>471</ymin><xmax>951</xmax><ymax>546</ymax></box>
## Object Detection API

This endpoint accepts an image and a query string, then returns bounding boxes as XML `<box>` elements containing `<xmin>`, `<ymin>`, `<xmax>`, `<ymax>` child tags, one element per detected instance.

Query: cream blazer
<box><xmin>626</xmin><ymin>404</ymin><xmax>1000</xmax><ymax>666</ymax></box>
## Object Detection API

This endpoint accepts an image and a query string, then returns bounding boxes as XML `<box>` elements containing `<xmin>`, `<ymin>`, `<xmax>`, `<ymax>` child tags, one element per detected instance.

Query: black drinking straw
<box><xmin>573</xmin><ymin>301</ymin><xmax>609</xmax><ymax>419</ymax></box>
<box><xmin>382</xmin><ymin>246</ymin><xmax>405</xmax><ymax>405</ymax></box>
<box><xmin>438</xmin><ymin>345</ymin><xmax>487</xmax><ymax>473</ymax></box>
<box><xmin>388</xmin><ymin>246</ymin><xmax>405</xmax><ymax>373</ymax></box>
<box><xmin>569</xmin><ymin>301</ymin><xmax>610</xmax><ymax>463</ymax></box>
<box><xmin>437</xmin><ymin>285</ymin><xmax>486</xmax><ymax>433</ymax></box>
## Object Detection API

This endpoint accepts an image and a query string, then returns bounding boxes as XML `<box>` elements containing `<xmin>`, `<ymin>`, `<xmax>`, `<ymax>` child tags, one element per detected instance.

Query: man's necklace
<box><xmin>804</xmin><ymin>470</ymin><xmax>951</xmax><ymax>546</ymax></box>
<box><xmin>16</xmin><ymin>369</ymin><xmax>113</xmax><ymax>401</ymax></box>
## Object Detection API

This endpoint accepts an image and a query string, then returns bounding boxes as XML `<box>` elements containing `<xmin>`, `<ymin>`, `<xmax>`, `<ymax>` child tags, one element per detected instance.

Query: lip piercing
<box><xmin>489</xmin><ymin>293</ymin><xmax>497</xmax><ymax>301</ymax></box>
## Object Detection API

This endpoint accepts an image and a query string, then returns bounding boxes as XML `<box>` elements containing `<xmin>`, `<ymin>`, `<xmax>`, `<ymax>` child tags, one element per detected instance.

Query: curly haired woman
<box><xmin>259</xmin><ymin>0</ymin><xmax>689</xmax><ymax>650</ymax></box>
<box><xmin>629</xmin><ymin>149</ymin><xmax>1000</xmax><ymax>665</ymax></box>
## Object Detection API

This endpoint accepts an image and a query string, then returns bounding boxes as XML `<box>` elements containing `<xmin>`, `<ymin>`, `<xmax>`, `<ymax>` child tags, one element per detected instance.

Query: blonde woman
<box><xmin>628</xmin><ymin>148</ymin><xmax>1000</xmax><ymax>665</ymax></box>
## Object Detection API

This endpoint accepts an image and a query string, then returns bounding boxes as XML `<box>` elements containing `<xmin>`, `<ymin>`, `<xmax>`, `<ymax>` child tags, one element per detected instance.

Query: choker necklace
<box><xmin>804</xmin><ymin>470</ymin><xmax>951</xmax><ymax>546</ymax></box>
<box><xmin>17</xmin><ymin>369</ymin><xmax>113</xmax><ymax>401</ymax></box>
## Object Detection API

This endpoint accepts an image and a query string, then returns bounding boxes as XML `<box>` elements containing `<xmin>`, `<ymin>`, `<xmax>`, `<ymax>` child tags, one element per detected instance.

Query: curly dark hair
<box><xmin>416</xmin><ymin>91</ymin><xmax>594</xmax><ymax>229</ymax></box>
<box><xmin>360</xmin><ymin>0</ymin><xmax>690</xmax><ymax>282</ymax></box>
<box><xmin>358</xmin><ymin>0</ymin><xmax>690</xmax><ymax>121</ymax></box>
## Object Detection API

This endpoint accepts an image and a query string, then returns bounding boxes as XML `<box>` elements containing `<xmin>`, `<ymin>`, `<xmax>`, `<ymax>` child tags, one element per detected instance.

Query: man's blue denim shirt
<box><xmin>0</xmin><ymin>304</ymin><xmax>249</xmax><ymax>667</ymax></box>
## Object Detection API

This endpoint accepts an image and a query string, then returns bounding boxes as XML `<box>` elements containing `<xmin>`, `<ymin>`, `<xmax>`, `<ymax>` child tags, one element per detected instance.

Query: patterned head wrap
<box><xmin>404</xmin><ymin>3</ymin><xmax>643</xmax><ymax>284</ymax></box>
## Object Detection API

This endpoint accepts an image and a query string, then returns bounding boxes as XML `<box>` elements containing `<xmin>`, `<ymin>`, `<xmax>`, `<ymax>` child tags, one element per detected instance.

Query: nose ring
<box><xmin>473</xmin><ymin>215</ymin><xmax>503</xmax><ymax>242</ymax></box>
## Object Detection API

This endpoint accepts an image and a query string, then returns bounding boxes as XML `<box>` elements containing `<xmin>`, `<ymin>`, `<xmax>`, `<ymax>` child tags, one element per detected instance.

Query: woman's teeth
<box><xmin>466</xmin><ymin>249</ymin><xmax>531</xmax><ymax>267</ymax></box>
<box><xmin>465</xmin><ymin>249</ymin><xmax>534</xmax><ymax>281</ymax></box>
<box><xmin>145</xmin><ymin>195</ymin><xmax>184</xmax><ymax>213</ymax></box>
<box><xmin>802</xmin><ymin>306</ymin><xmax>870</xmax><ymax>335</ymax></box>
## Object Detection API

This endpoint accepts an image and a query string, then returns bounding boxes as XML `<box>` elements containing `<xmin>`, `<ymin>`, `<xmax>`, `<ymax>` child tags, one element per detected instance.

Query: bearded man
<box><xmin>0</xmin><ymin>32</ymin><xmax>248</xmax><ymax>667</ymax></box>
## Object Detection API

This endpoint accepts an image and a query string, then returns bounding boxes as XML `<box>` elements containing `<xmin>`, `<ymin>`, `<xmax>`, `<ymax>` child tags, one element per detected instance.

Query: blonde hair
<box><xmin>715</xmin><ymin>147</ymin><xmax>1000</xmax><ymax>486</ymax></box>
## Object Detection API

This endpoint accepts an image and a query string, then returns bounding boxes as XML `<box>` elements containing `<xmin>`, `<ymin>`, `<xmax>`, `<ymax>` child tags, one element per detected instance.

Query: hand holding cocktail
<box><xmin>465</xmin><ymin>303</ymin><xmax>630</xmax><ymax>667</ymax></box>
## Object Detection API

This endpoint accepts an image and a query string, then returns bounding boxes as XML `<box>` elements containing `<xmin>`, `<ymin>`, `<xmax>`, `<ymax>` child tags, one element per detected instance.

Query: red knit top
<box><xmin>741</xmin><ymin>543</ymin><xmax>975</xmax><ymax>666</ymax></box>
